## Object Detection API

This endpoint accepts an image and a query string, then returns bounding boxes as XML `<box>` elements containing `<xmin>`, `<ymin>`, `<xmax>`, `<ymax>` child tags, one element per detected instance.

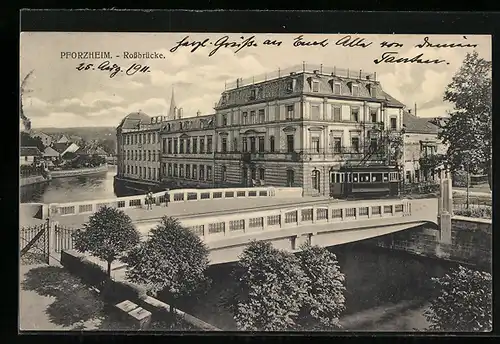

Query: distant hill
<box><xmin>34</xmin><ymin>127</ymin><xmax>116</xmax><ymax>143</ymax></box>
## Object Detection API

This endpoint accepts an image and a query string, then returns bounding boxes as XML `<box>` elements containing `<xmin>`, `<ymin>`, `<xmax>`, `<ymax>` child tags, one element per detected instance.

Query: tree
<box><xmin>72</xmin><ymin>206</ymin><xmax>140</xmax><ymax>277</ymax></box>
<box><xmin>424</xmin><ymin>265</ymin><xmax>492</xmax><ymax>332</ymax></box>
<box><xmin>295</xmin><ymin>244</ymin><xmax>346</xmax><ymax>330</ymax></box>
<box><xmin>20</xmin><ymin>132</ymin><xmax>45</xmax><ymax>152</ymax></box>
<box><xmin>229</xmin><ymin>241</ymin><xmax>309</xmax><ymax>331</ymax></box>
<box><xmin>123</xmin><ymin>216</ymin><xmax>210</xmax><ymax>313</ymax></box>
<box><xmin>439</xmin><ymin>51</ymin><xmax>492</xmax><ymax>189</ymax></box>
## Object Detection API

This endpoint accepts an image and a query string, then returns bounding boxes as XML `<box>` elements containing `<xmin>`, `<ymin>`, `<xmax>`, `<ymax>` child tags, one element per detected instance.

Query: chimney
<box><xmin>178</xmin><ymin>108</ymin><xmax>183</xmax><ymax>119</ymax></box>
<box><xmin>415</xmin><ymin>103</ymin><xmax>418</xmax><ymax>117</ymax></box>
<box><xmin>236</xmin><ymin>78</ymin><xmax>240</xmax><ymax>88</ymax></box>
<box><xmin>408</xmin><ymin>109</ymin><xmax>412</xmax><ymax>115</ymax></box>
<box><xmin>196</xmin><ymin>110</ymin><xmax>201</xmax><ymax>117</ymax></box>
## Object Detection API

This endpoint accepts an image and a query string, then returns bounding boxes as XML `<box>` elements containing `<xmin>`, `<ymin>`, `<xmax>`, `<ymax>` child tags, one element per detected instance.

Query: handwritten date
<box><xmin>76</xmin><ymin>61</ymin><xmax>151</xmax><ymax>78</ymax></box>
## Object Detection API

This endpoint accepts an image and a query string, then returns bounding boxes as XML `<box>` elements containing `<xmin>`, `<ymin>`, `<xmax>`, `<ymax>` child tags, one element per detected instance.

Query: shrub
<box><xmin>454</xmin><ymin>206</ymin><xmax>492</xmax><ymax>219</ymax></box>
<box><xmin>100</xmin><ymin>279</ymin><xmax>148</xmax><ymax>304</ymax></box>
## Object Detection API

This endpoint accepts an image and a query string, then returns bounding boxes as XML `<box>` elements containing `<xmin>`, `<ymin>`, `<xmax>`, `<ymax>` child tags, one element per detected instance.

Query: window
<box><xmin>179</xmin><ymin>139</ymin><xmax>184</xmax><ymax>154</ymax></box>
<box><xmin>127</xmin><ymin>165</ymin><xmax>130</xmax><ymax>174</ymax></box>
<box><xmin>258</xmin><ymin>109</ymin><xmax>265</xmax><ymax>123</ymax></box>
<box><xmin>287</xmin><ymin>135</ymin><xmax>294</xmax><ymax>153</ymax></box>
<box><xmin>173</xmin><ymin>139</ymin><xmax>178</xmax><ymax>154</ymax></box>
<box><xmin>192</xmin><ymin>138</ymin><xmax>197</xmax><ymax>154</ymax></box>
<box><xmin>221</xmin><ymin>138</ymin><xmax>227</xmax><ymax>152</ymax></box>
<box><xmin>334</xmin><ymin>83</ymin><xmax>341</xmax><ymax>95</ymax></box>
<box><xmin>250</xmin><ymin>111</ymin><xmax>256</xmax><ymax>124</ymax></box>
<box><xmin>360</xmin><ymin>173</ymin><xmax>370</xmax><ymax>182</ymax></box>
<box><xmin>333</xmin><ymin>137</ymin><xmax>342</xmax><ymax>153</ymax></box>
<box><xmin>147</xmin><ymin>133</ymin><xmax>151</xmax><ymax>144</ymax></box>
<box><xmin>251</xmin><ymin>167</ymin><xmax>256</xmax><ymax>180</ymax></box>
<box><xmin>351</xmin><ymin>137</ymin><xmax>360</xmax><ymax>152</ymax></box>
<box><xmin>135</xmin><ymin>166</ymin><xmax>138</xmax><ymax>174</ymax></box>
<box><xmin>270</xmin><ymin>136</ymin><xmax>275</xmax><ymax>152</ymax></box>
<box><xmin>370</xmin><ymin>109</ymin><xmax>377</xmax><ymax>123</ymax></box>
<box><xmin>243</xmin><ymin>138</ymin><xmax>248</xmax><ymax>152</ymax></box>
<box><xmin>152</xmin><ymin>150</ymin><xmax>156</xmax><ymax>161</ymax></box>
<box><xmin>199</xmin><ymin>165</ymin><xmax>205</xmax><ymax>180</ymax></box>
<box><xmin>250</xmin><ymin>89</ymin><xmax>256</xmax><ymax>100</ymax></box>
<box><xmin>173</xmin><ymin>164</ymin><xmax>178</xmax><ymax>177</ymax></box>
<box><xmin>312</xmin><ymin>137</ymin><xmax>320</xmax><ymax>153</ymax></box>
<box><xmin>287</xmin><ymin>170</ymin><xmax>295</xmax><ymax>187</ymax></box>
<box><xmin>312</xmin><ymin>80</ymin><xmax>320</xmax><ymax>92</ymax></box>
<box><xmin>311</xmin><ymin>105</ymin><xmax>320</xmax><ymax>120</ymax></box>
<box><xmin>233</xmin><ymin>138</ymin><xmax>238</xmax><ymax>151</ymax></box>
<box><xmin>152</xmin><ymin>133</ymin><xmax>156</xmax><ymax>144</ymax></box>
<box><xmin>332</xmin><ymin>106</ymin><xmax>341</xmax><ymax>121</ymax></box>
<box><xmin>221</xmin><ymin>166</ymin><xmax>227</xmax><ymax>181</ymax></box>
<box><xmin>259</xmin><ymin>168</ymin><xmax>265</xmax><ymax>180</ymax></box>
<box><xmin>372</xmin><ymin>173</ymin><xmax>383</xmax><ymax>182</ymax></box>
<box><xmin>250</xmin><ymin>137</ymin><xmax>256</xmax><ymax>153</ymax></box>
<box><xmin>143</xmin><ymin>150</ymin><xmax>146</xmax><ymax>161</ymax></box>
<box><xmin>199</xmin><ymin>138</ymin><xmax>205</xmax><ymax>154</ymax></box>
<box><xmin>390</xmin><ymin>172</ymin><xmax>399</xmax><ymax>181</ymax></box>
<box><xmin>168</xmin><ymin>163</ymin><xmax>172</xmax><ymax>176</ymax></box>
<box><xmin>242</xmin><ymin>112</ymin><xmax>248</xmax><ymax>124</ymax></box>
<box><xmin>163</xmin><ymin>138</ymin><xmax>167</xmax><ymax>153</ymax></box>
<box><xmin>207</xmin><ymin>166</ymin><xmax>212</xmax><ymax>180</ymax></box>
<box><xmin>390</xmin><ymin>117</ymin><xmax>397</xmax><ymax>130</ymax></box>
<box><xmin>186</xmin><ymin>164</ymin><xmax>191</xmax><ymax>179</ymax></box>
<box><xmin>352</xmin><ymin>84</ymin><xmax>359</xmax><ymax>96</ymax></box>
<box><xmin>370</xmin><ymin>138</ymin><xmax>378</xmax><ymax>152</ymax></box>
<box><xmin>222</xmin><ymin>115</ymin><xmax>228</xmax><ymax>126</ymax></box>
<box><xmin>258</xmin><ymin>137</ymin><xmax>265</xmax><ymax>152</ymax></box>
<box><xmin>186</xmin><ymin>138</ymin><xmax>191</xmax><ymax>153</ymax></box>
<box><xmin>192</xmin><ymin>165</ymin><xmax>197</xmax><ymax>179</ymax></box>
<box><xmin>207</xmin><ymin>136</ymin><xmax>212</xmax><ymax>153</ymax></box>
<box><xmin>286</xmin><ymin>105</ymin><xmax>294</xmax><ymax>120</ymax></box>
<box><xmin>179</xmin><ymin>164</ymin><xmax>184</xmax><ymax>178</ymax></box>
<box><xmin>350</xmin><ymin>107</ymin><xmax>359</xmax><ymax>122</ymax></box>
<box><xmin>148</xmin><ymin>150</ymin><xmax>151</xmax><ymax>161</ymax></box>
<box><xmin>286</xmin><ymin>80</ymin><xmax>294</xmax><ymax>92</ymax></box>
<box><xmin>312</xmin><ymin>170</ymin><xmax>320</xmax><ymax>191</ymax></box>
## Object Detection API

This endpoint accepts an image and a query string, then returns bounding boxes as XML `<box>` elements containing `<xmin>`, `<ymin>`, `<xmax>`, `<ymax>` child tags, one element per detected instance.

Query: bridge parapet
<box><xmin>178</xmin><ymin>199</ymin><xmax>413</xmax><ymax>242</ymax></box>
<box><xmin>46</xmin><ymin>186</ymin><xmax>303</xmax><ymax>218</ymax></box>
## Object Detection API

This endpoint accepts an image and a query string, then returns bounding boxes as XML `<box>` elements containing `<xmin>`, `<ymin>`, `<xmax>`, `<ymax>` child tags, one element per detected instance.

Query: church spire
<box><xmin>168</xmin><ymin>87</ymin><xmax>177</xmax><ymax>120</ymax></box>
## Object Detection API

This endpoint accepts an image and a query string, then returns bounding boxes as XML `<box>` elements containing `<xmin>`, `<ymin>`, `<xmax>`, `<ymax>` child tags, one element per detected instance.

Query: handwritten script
<box><xmin>167</xmin><ymin>34</ymin><xmax>478</xmax><ymax>66</ymax></box>
<box><xmin>75</xmin><ymin>61</ymin><xmax>151</xmax><ymax>78</ymax></box>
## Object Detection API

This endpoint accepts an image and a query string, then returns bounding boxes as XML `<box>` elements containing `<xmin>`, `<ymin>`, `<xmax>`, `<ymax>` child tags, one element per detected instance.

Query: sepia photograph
<box><xmin>19</xmin><ymin>31</ymin><xmax>492</xmax><ymax>332</ymax></box>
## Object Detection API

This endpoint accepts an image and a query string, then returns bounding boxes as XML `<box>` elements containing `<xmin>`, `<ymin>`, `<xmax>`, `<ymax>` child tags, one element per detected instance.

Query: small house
<box><xmin>20</xmin><ymin>146</ymin><xmax>42</xmax><ymax>166</ymax></box>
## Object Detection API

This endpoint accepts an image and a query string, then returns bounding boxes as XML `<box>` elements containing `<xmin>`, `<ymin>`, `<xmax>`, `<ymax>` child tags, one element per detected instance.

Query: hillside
<box><xmin>34</xmin><ymin>127</ymin><xmax>116</xmax><ymax>143</ymax></box>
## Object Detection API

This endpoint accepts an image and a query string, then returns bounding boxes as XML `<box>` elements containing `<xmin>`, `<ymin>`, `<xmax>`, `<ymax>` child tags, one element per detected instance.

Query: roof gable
<box><xmin>21</xmin><ymin>146</ymin><xmax>42</xmax><ymax>157</ymax></box>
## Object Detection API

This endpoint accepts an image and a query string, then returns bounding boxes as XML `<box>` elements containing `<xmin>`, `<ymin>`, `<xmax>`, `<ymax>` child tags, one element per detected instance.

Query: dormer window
<box><xmin>250</xmin><ymin>89</ymin><xmax>256</xmax><ymax>100</ymax></box>
<box><xmin>257</xmin><ymin>87</ymin><xmax>263</xmax><ymax>98</ymax></box>
<box><xmin>222</xmin><ymin>114</ymin><xmax>228</xmax><ymax>126</ymax></box>
<box><xmin>221</xmin><ymin>94</ymin><xmax>227</xmax><ymax>104</ymax></box>
<box><xmin>312</xmin><ymin>80</ymin><xmax>320</xmax><ymax>92</ymax></box>
<box><xmin>334</xmin><ymin>82</ymin><xmax>341</xmax><ymax>95</ymax></box>
<box><xmin>286</xmin><ymin>80</ymin><xmax>294</xmax><ymax>93</ymax></box>
<box><xmin>351</xmin><ymin>84</ymin><xmax>359</xmax><ymax>97</ymax></box>
<box><xmin>179</xmin><ymin>122</ymin><xmax>183</xmax><ymax>130</ymax></box>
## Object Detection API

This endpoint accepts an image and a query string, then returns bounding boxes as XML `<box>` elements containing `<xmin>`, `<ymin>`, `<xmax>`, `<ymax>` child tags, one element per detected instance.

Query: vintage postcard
<box><xmin>19</xmin><ymin>31</ymin><xmax>492</xmax><ymax>332</ymax></box>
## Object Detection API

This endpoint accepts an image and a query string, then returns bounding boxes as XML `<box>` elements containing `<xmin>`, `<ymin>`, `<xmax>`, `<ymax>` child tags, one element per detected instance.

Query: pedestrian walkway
<box><xmin>453</xmin><ymin>189</ymin><xmax>491</xmax><ymax>198</ymax></box>
<box><xmin>54</xmin><ymin>196</ymin><xmax>333</xmax><ymax>227</ymax></box>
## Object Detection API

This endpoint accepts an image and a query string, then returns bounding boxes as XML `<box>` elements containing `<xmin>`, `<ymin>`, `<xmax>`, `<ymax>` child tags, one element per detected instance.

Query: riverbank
<box><xmin>50</xmin><ymin>164</ymin><xmax>108</xmax><ymax>179</ymax></box>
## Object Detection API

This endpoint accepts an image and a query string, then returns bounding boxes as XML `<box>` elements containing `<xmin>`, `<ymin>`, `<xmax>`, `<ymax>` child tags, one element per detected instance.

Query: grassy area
<box><xmin>19</xmin><ymin>265</ymin><xmax>193</xmax><ymax>331</ymax></box>
<box><xmin>453</xmin><ymin>194</ymin><xmax>492</xmax><ymax>207</ymax></box>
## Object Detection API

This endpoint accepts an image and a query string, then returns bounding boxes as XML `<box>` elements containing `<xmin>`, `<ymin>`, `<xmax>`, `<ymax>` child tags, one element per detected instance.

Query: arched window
<box><xmin>312</xmin><ymin>169</ymin><xmax>321</xmax><ymax>191</ymax></box>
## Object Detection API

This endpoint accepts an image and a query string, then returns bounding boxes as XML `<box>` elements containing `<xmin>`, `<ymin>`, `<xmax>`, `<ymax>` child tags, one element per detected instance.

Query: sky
<box><xmin>20</xmin><ymin>33</ymin><xmax>491</xmax><ymax>128</ymax></box>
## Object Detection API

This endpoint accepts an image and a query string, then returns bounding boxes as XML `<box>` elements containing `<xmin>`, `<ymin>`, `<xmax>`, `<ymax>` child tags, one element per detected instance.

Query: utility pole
<box><xmin>466</xmin><ymin>161</ymin><xmax>470</xmax><ymax>209</ymax></box>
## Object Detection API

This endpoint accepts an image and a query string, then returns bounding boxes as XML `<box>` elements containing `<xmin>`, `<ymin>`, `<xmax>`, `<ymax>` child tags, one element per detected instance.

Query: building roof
<box><xmin>20</xmin><ymin>146</ymin><xmax>42</xmax><ymax>157</ymax></box>
<box><xmin>117</xmin><ymin>111</ymin><xmax>151</xmax><ymax>130</ymax></box>
<box><xmin>43</xmin><ymin>146</ymin><xmax>60</xmax><ymax>157</ymax></box>
<box><xmin>402</xmin><ymin>111</ymin><xmax>440</xmax><ymax>134</ymax></box>
<box><xmin>216</xmin><ymin>70</ymin><xmax>405</xmax><ymax>109</ymax></box>
<box><xmin>76</xmin><ymin>146</ymin><xmax>108</xmax><ymax>156</ymax></box>
<box><xmin>57</xmin><ymin>135</ymin><xmax>70</xmax><ymax>143</ymax></box>
<box><xmin>52</xmin><ymin>142</ymin><xmax>72</xmax><ymax>154</ymax></box>
<box><xmin>32</xmin><ymin>131</ymin><xmax>52</xmax><ymax>139</ymax></box>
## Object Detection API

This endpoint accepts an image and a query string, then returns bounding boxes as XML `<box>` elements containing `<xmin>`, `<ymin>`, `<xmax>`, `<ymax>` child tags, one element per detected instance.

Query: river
<box><xmin>20</xmin><ymin>168</ymin><xmax>452</xmax><ymax>331</ymax></box>
<box><xmin>20</xmin><ymin>166</ymin><xmax>118</xmax><ymax>203</ymax></box>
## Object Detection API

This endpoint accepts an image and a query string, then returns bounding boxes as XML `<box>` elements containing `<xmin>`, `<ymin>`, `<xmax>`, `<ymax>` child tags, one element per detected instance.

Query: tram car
<box><xmin>329</xmin><ymin>165</ymin><xmax>400</xmax><ymax>199</ymax></box>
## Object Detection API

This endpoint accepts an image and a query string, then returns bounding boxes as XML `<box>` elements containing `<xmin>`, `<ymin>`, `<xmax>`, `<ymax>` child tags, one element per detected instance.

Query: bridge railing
<box><xmin>181</xmin><ymin>199</ymin><xmax>412</xmax><ymax>241</ymax></box>
<box><xmin>47</xmin><ymin>186</ymin><xmax>302</xmax><ymax>217</ymax></box>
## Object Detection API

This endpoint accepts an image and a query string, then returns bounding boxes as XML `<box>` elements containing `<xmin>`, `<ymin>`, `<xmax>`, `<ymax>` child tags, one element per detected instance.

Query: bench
<box><xmin>115</xmin><ymin>300</ymin><xmax>152</xmax><ymax>330</ymax></box>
